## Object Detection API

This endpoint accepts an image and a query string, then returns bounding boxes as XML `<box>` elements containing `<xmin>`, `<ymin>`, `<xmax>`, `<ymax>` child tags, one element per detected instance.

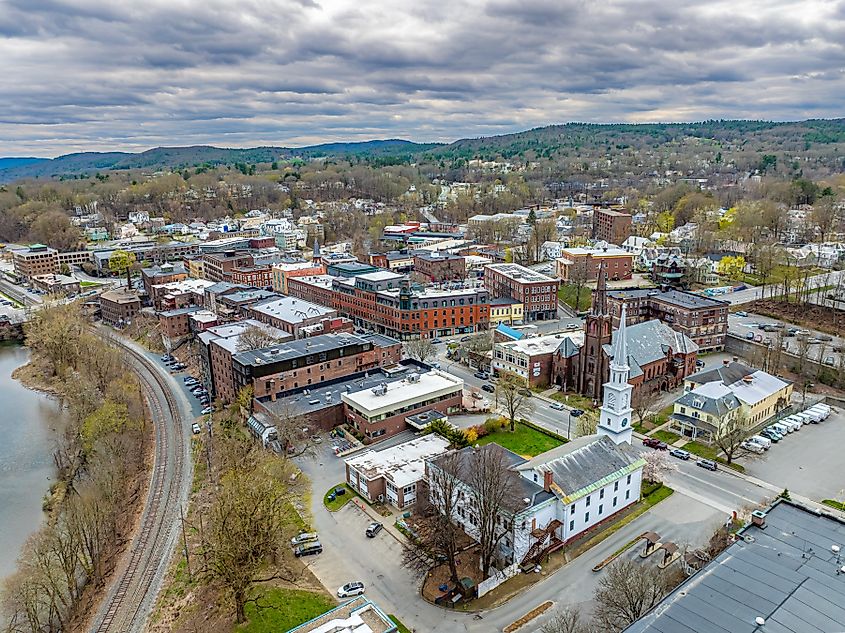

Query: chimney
<box><xmin>543</xmin><ymin>470</ymin><xmax>553</xmax><ymax>492</ymax></box>
<box><xmin>723</xmin><ymin>359</ymin><xmax>729</xmax><ymax>366</ymax></box>
<box><xmin>751</xmin><ymin>510</ymin><xmax>766</xmax><ymax>528</ymax></box>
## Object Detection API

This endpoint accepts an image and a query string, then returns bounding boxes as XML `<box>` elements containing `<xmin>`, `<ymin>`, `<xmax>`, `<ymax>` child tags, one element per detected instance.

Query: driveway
<box><xmin>739</xmin><ymin>408</ymin><xmax>845</xmax><ymax>502</ymax></box>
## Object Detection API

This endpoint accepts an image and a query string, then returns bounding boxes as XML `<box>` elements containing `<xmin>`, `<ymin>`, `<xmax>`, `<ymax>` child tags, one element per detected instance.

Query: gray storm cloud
<box><xmin>0</xmin><ymin>0</ymin><xmax>843</xmax><ymax>155</ymax></box>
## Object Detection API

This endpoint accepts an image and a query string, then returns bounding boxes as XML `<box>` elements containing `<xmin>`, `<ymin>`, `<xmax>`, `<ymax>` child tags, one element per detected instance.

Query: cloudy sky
<box><xmin>1</xmin><ymin>0</ymin><xmax>843</xmax><ymax>156</ymax></box>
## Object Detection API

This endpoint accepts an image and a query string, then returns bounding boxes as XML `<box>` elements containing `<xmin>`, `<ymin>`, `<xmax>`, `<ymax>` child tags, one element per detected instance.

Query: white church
<box><xmin>428</xmin><ymin>305</ymin><xmax>646</xmax><ymax>570</ymax></box>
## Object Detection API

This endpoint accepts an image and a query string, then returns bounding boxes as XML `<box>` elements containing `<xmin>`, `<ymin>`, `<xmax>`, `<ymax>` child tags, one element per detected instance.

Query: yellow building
<box><xmin>187</xmin><ymin>258</ymin><xmax>205</xmax><ymax>279</ymax></box>
<box><xmin>670</xmin><ymin>362</ymin><xmax>793</xmax><ymax>442</ymax></box>
<box><xmin>489</xmin><ymin>298</ymin><xmax>524</xmax><ymax>327</ymax></box>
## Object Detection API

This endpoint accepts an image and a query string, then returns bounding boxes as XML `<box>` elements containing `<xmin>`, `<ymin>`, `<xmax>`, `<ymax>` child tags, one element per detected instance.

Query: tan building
<box><xmin>31</xmin><ymin>274</ymin><xmax>81</xmax><ymax>296</ymax></box>
<box><xmin>489</xmin><ymin>297</ymin><xmax>524</xmax><ymax>326</ymax></box>
<box><xmin>13</xmin><ymin>244</ymin><xmax>58</xmax><ymax>281</ymax></box>
<box><xmin>99</xmin><ymin>289</ymin><xmax>141</xmax><ymax>326</ymax></box>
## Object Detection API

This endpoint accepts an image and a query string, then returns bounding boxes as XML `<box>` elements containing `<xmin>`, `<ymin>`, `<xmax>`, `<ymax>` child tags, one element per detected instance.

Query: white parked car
<box><xmin>741</xmin><ymin>440</ymin><xmax>764</xmax><ymax>454</ymax></box>
<box><xmin>337</xmin><ymin>581</ymin><xmax>366</xmax><ymax>598</ymax></box>
<box><xmin>748</xmin><ymin>435</ymin><xmax>771</xmax><ymax>450</ymax></box>
<box><xmin>550</xmin><ymin>402</ymin><xmax>565</xmax><ymax>411</ymax></box>
<box><xmin>291</xmin><ymin>532</ymin><xmax>319</xmax><ymax>547</ymax></box>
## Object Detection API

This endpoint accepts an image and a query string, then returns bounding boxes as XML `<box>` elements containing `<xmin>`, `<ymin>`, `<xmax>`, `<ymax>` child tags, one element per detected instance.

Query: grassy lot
<box><xmin>558</xmin><ymin>284</ymin><xmax>592</xmax><ymax>312</ymax></box>
<box><xmin>323</xmin><ymin>483</ymin><xmax>354</xmax><ymax>511</ymax></box>
<box><xmin>549</xmin><ymin>391</ymin><xmax>596</xmax><ymax>411</ymax></box>
<box><xmin>737</xmin><ymin>265</ymin><xmax>826</xmax><ymax>286</ymax></box>
<box><xmin>652</xmin><ymin>430</ymin><xmax>682</xmax><ymax>445</ymax></box>
<box><xmin>79</xmin><ymin>280</ymin><xmax>101</xmax><ymax>287</ymax></box>
<box><xmin>822</xmin><ymin>499</ymin><xmax>845</xmax><ymax>511</ymax></box>
<box><xmin>389</xmin><ymin>615</ymin><xmax>412</xmax><ymax>633</ymax></box>
<box><xmin>477</xmin><ymin>422</ymin><xmax>564</xmax><ymax>457</ymax></box>
<box><xmin>682</xmin><ymin>441</ymin><xmax>746</xmax><ymax>473</ymax></box>
<box><xmin>238</xmin><ymin>587</ymin><xmax>335</xmax><ymax>633</ymax></box>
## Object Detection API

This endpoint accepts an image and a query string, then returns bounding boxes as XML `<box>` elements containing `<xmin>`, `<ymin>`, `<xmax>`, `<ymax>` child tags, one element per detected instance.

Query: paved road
<box><xmin>298</xmin><ymin>437</ymin><xmax>772</xmax><ymax>633</ymax></box>
<box><xmin>723</xmin><ymin>270</ymin><xmax>845</xmax><ymax>305</ymax></box>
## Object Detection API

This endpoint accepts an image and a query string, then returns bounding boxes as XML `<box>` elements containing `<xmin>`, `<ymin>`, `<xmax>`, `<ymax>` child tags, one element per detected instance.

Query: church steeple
<box><xmin>579</xmin><ymin>260</ymin><xmax>613</xmax><ymax>400</ymax></box>
<box><xmin>598</xmin><ymin>302</ymin><xmax>633</xmax><ymax>445</ymax></box>
<box><xmin>592</xmin><ymin>258</ymin><xmax>608</xmax><ymax>316</ymax></box>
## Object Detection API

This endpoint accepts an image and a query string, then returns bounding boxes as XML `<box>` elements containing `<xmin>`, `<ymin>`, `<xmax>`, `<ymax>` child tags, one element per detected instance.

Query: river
<box><xmin>0</xmin><ymin>345</ymin><xmax>63</xmax><ymax>580</ymax></box>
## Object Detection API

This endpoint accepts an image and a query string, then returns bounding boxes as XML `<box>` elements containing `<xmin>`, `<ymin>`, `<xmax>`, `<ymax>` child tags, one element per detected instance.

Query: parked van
<box><xmin>749</xmin><ymin>435</ymin><xmax>771</xmax><ymax>450</ymax></box>
<box><xmin>813</xmin><ymin>403</ymin><xmax>832</xmax><ymax>419</ymax></box>
<box><xmin>741</xmin><ymin>440</ymin><xmax>764</xmax><ymax>454</ymax></box>
<box><xmin>770</xmin><ymin>422</ymin><xmax>790</xmax><ymax>436</ymax></box>
<box><xmin>801</xmin><ymin>408</ymin><xmax>822</xmax><ymax>423</ymax></box>
<box><xmin>778</xmin><ymin>416</ymin><xmax>800</xmax><ymax>432</ymax></box>
<box><xmin>795</xmin><ymin>411</ymin><xmax>818</xmax><ymax>425</ymax></box>
<box><xmin>805</xmin><ymin>405</ymin><xmax>829</xmax><ymax>421</ymax></box>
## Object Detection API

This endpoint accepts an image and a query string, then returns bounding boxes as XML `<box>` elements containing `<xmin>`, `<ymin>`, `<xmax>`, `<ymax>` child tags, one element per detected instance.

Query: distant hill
<box><xmin>0</xmin><ymin>139</ymin><xmax>441</xmax><ymax>183</ymax></box>
<box><xmin>0</xmin><ymin>157</ymin><xmax>49</xmax><ymax>171</ymax></box>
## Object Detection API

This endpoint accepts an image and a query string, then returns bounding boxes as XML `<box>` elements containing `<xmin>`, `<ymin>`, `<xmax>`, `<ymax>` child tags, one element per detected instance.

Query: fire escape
<box><xmin>520</xmin><ymin>519</ymin><xmax>564</xmax><ymax>568</ymax></box>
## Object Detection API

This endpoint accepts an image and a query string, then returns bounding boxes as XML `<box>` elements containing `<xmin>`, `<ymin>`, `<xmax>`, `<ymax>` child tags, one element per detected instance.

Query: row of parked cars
<box><xmin>740</xmin><ymin>402</ymin><xmax>832</xmax><ymax>453</ymax></box>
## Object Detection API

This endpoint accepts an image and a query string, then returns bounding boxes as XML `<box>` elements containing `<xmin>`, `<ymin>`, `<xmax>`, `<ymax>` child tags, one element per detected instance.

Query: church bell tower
<box><xmin>598</xmin><ymin>303</ymin><xmax>633</xmax><ymax>445</ymax></box>
<box><xmin>580</xmin><ymin>260</ymin><xmax>612</xmax><ymax>400</ymax></box>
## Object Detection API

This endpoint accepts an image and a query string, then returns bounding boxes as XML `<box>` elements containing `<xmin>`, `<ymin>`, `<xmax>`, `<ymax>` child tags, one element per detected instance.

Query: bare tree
<box><xmin>575</xmin><ymin>410</ymin><xmax>599</xmax><ymax>437</ymax></box>
<box><xmin>594</xmin><ymin>559</ymin><xmax>672</xmax><ymax>630</ymax></box>
<box><xmin>403</xmin><ymin>452</ymin><xmax>465</xmax><ymax>585</ymax></box>
<box><xmin>495</xmin><ymin>372</ymin><xmax>534</xmax><ymax>431</ymax></box>
<box><xmin>236</xmin><ymin>325</ymin><xmax>285</xmax><ymax>352</ymax></box>
<box><xmin>712</xmin><ymin>413</ymin><xmax>750</xmax><ymax>465</ymax></box>
<box><xmin>467</xmin><ymin>444</ymin><xmax>520</xmax><ymax>576</ymax></box>
<box><xmin>541</xmin><ymin>604</ymin><xmax>594</xmax><ymax>633</ymax></box>
<box><xmin>267</xmin><ymin>401</ymin><xmax>315</xmax><ymax>458</ymax></box>
<box><xmin>404</xmin><ymin>338</ymin><xmax>436</xmax><ymax>363</ymax></box>
<box><xmin>631</xmin><ymin>391</ymin><xmax>653</xmax><ymax>430</ymax></box>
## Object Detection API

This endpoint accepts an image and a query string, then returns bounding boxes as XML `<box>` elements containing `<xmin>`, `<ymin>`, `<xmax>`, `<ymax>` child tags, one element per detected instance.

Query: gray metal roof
<box><xmin>688</xmin><ymin>361</ymin><xmax>756</xmax><ymax>387</ymax></box>
<box><xmin>602</xmin><ymin>319</ymin><xmax>698</xmax><ymax>379</ymax></box>
<box><xmin>515</xmin><ymin>435</ymin><xmax>644</xmax><ymax>501</ymax></box>
<box><xmin>624</xmin><ymin>500</ymin><xmax>845</xmax><ymax>633</ymax></box>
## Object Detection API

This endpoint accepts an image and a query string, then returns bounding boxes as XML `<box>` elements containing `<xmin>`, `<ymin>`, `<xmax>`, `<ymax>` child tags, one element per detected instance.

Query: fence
<box><xmin>477</xmin><ymin>562</ymin><xmax>520</xmax><ymax>598</ymax></box>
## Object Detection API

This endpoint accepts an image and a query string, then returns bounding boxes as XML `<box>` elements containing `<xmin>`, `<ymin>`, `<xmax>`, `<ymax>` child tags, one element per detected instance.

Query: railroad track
<box><xmin>89</xmin><ymin>336</ymin><xmax>192</xmax><ymax>633</ymax></box>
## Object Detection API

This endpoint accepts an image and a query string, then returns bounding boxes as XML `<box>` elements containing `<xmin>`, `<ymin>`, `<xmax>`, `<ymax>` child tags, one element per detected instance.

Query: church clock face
<box><xmin>606</xmin><ymin>392</ymin><xmax>616</xmax><ymax>407</ymax></box>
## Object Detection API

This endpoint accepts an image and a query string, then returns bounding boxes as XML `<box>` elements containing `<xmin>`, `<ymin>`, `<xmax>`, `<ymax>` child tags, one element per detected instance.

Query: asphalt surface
<box><xmin>297</xmin><ymin>437</ymin><xmax>774</xmax><ymax>633</ymax></box>
<box><xmin>728</xmin><ymin>311</ymin><xmax>845</xmax><ymax>365</ymax></box>
<box><xmin>723</xmin><ymin>270</ymin><xmax>845</xmax><ymax>305</ymax></box>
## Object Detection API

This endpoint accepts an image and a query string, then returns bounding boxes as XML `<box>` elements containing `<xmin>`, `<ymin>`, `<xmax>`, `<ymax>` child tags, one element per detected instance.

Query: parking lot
<box><xmin>728</xmin><ymin>312</ymin><xmax>845</xmax><ymax>366</ymax></box>
<box><xmin>740</xmin><ymin>406</ymin><xmax>844</xmax><ymax>501</ymax></box>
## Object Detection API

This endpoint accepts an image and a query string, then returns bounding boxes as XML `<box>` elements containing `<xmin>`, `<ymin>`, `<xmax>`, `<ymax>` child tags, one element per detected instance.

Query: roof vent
<box><xmin>751</xmin><ymin>510</ymin><xmax>766</xmax><ymax>528</ymax></box>
<box><xmin>523</xmin><ymin>498</ymin><xmax>531</xmax><ymax>505</ymax></box>
<box><xmin>833</xmin><ymin>544</ymin><xmax>841</xmax><ymax>554</ymax></box>
<box><xmin>755</xmin><ymin>616</ymin><xmax>765</xmax><ymax>626</ymax></box>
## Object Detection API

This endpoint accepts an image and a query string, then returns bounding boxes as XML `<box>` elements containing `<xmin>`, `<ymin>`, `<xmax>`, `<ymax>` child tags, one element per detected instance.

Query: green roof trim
<box><xmin>558</xmin><ymin>458</ymin><xmax>646</xmax><ymax>505</ymax></box>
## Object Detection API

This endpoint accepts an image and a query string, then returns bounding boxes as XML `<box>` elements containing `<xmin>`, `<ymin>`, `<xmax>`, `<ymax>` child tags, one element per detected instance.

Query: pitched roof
<box><xmin>623</xmin><ymin>500</ymin><xmax>845</xmax><ymax>633</ymax></box>
<box><xmin>688</xmin><ymin>361</ymin><xmax>755</xmax><ymax>387</ymax></box>
<box><xmin>515</xmin><ymin>435</ymin><xmax>645</xmax><ymax>503</ymax></box>
<box><xmin>602</xmin><ymin>319</ymin><xmax>698</xmax><ymax>379</ymax></box>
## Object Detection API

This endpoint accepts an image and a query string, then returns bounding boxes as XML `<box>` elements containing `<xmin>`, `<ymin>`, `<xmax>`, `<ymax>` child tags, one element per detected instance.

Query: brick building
<box><xmin>231</xmin><ymin>332</ymin><xmax>402</xmax><ymax>402</ymax></box>
<box><xmin>592</xmin><ymin>208</ymin><xmax>632</xmax><ymax>245</ymax></box>
<box><xmin>202</xmin><ymin>250</ymin><xmax>254</xmax><ymax>282</ymax></box>
<box><xmin>493</xmin><ymin>332</ymin><xmax>582</xmax><ymax>388</ymax></box>
<box><xmin>244</xmin><ymin>295</ymin><xmax>338</xmax><ymax>338</ymax></box>
<box><xmin>483</xmin><ymin>263</ymin><xmax>559</xmax><ymax>322</ymax></box>
<box><xmin>12</xmin><ymin>244</ymin><xmax>58</xmax><ymax>281</ymax></box>
<box><xmin>158</xmin><ymin>306</ymin><xmax>203</xmax><ymax>339</ymax></box>
<box><xmin>198</xmin><ymin>320</ymin><xmax>292</xmax><ymax>402</ymax></box>
<box><xmin>31</xmin><ymin>274</ymin><xmax>80</xmax><ymax>296</ymax></box>
<box><xmin>99</xmin><ymin>289</ymin><xmax>141</xmax><ymax>326</ymax></box>
<box><xmin>287</xmin><ymin>271</ymin><xmax>490</xmax><ymax>340</ymax></box>
<box><xmin>230</xmin><ymin>265</ymin><xmax>273</xmax><ymax>288</ymax></box>
<box><xmin>556</xmin><ymin>246</ymin><xmax>634</xmax><ymax>282</ymax></box>
<box><xmin>140</xmin><ymin>262</ymin><xmax>188</xmax><ymax>299</ymax></box>
<box><xmin>413</xmin><ymin>252</ymin><xmax>466</xmax><ymax>282</ymax></box>
<box><xmin>606</xmin><ymin>288</ymin><xmax>729</xmax><ymax>352</ymax></box>
<box><xmin>271</xmin><ymin>261</ymin><xmax>325</xmax><ymax>293</ymax></box>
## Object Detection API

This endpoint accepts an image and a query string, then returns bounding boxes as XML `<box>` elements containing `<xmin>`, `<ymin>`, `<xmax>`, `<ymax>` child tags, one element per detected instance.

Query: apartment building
<box><xmin>231</xmin><ymin>332</ymin><xmax>402</xmax><ymax>401</ymax></box>
<box><xmin>271</xmin><ymin>261</ymin><xmax>325</xmax><ymax>293</ymax></box>
<box><xmin>489</xmin><ymin>297</ymin><xmax>524</xmax><ymax>327</ymax></box>
<box><xmin>12</xmin><ymin>244</ymin><xmax>59</xmax><ymax>280</ymax></box>
<box><xmin>243</xmin><ymin>295</ymin><xmax>338</xmax><ymax>338</ymax></box>
<box><xmin>556</xmin><ymin>246</ymin><xmax>634</xmax><ymax>282</ymax></box>
<box><xmin>483</xmin><ymin>263</ymin><xmax>560</xmax><ymax>322</ymax></box>
<box><xmin>141</xmin><ymin>262</ymin><xmax>188</xmax><ymax>299</ymax></box>
<box><xmin>230</xmin><ymin>265</ymin><xmax>273</xmax><ymax>288</ymax></box>
<box><xmin>201</xmin><ymin>250</ymin><xmax>254</xmax><ymax>283</ymax></box>
<box><xmin>99</xmin><ymin>289</ymin><xmax>141</xmax><ymax>326</ymax></box>
<box><xmin>592</xmin><ymin>208</ymin><xmax>632</xmax><ymax>245</ymax></box>
<box><xmin>288</xmin><ymin>271</ymin><xmax>490</xmax><ymax>340</ymax></box>
<box><xmin>413</xmin><ymin>252</ymin><xmax>466</xmax><ymax>282</ymax></box>
<box><xmin>606</xmin><ymin>288</ymin><xmax>729</xmax><ymax>352</ymax></box>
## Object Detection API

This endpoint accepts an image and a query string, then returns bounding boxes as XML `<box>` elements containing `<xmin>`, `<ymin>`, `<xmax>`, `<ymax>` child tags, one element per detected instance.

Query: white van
<box><xmin>770</xmin><ymin>422</ymin><xmax>791</xmax><ymax>435</ymax></box>
<box><xmin>741</xmin><ymin>440</ymin><xmax>764</xmax><ymax>454</ymax></box>
<box><xmin>813</xmin><ymin>404</ymin><xmax>832</xmax><ymax>420</ymax></box>
<box><xmin>781</xmin><ymin>416</ymin><xmax>801</xmax><ymax>432</ymax></box>
<box><xmin>801</xmin><ymin>408</ymin><xmax>822</xmax><ymax>423</ymax></box>
<box><xmin>805</xmin><ymin>405</ymin><xmax>829</xmax><ymax>422</ymax></box>
<box><xmin>749</xmin><ymin>435</ymin><xmax>771</xmax><ymax>450</ymax></box>
<box><xmin>797</xmin><ymin>410</ymin><xmax>819</xmax><ymax>424</ymax></box>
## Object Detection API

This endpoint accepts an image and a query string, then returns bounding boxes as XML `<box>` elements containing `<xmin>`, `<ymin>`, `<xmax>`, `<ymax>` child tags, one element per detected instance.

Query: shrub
<box><xmin>464</xmin><ymin>428</ymin><xmax>478</xmax><ymax>444</ymax></box>
<box><xmin>471</xmin><ymin>424</ymin><xmax>489</xmax><ymax>438</ymax></box>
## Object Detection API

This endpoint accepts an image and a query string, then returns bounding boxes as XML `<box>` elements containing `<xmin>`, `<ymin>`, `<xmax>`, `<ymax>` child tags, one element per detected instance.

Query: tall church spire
<box><xmin>592</xmin><ymin>259</ymin><xmax>608</xmax><ymax>316</ymax></box>
<box><xmin>611</xmin><ymin>303</ymin><xmax>629</xmax><ymax>375</ymax></box>
<box><xmin>598</xmin><ymin>301</ymin><xmax>633</xmax><ymax>445</ymax></box>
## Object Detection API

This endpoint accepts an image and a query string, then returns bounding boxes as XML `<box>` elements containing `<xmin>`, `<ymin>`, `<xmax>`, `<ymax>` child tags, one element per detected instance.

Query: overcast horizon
<box><xmin>2</xmin><ymin>0</ymin><xmax>844</xmax><ymax>157</ymax></box>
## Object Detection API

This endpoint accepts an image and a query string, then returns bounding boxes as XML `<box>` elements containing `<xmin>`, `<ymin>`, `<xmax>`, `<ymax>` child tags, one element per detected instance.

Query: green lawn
<box><xmin>558</xmin><ymin>284</ymin><xmax>592</xmax><ymax>312</ymax></box>
<box><xmin>389</xmin><ymin>615</ymin><xmax>412</xmax><ymax>633</ymax></box>
<box><xmin>642</xmin><ymin>483</ymin><xmax>674</xmax><ymax>508</ymax></box>
<box><xmin>682</xmin><ymin>441</ymin><xmax>746</xmax><ymax>473</ymax></box>
<box><xmin>79</xmin><ymin>280</ymin><xmax>102</xmax><ymax>287</ymax></box>
<box><xmin>237</xmin><ymin>587</ymin><xmax>335</xmax><ymax>633</ymax></box>
<box><xmin>323</xmin><ymin>484</ymin><xmax>354</xmax><ymax>511</ymax></box>
<box><xmin>652</xmin><ymin>430</ymin><xmax>682</xmax><ymax>445</ymax></box>
<box><xmin>549</xmin><ymin>391</ymin><xmax>596</xmax><ymax>411</ymax></box>
<box><xmin>477</xmin><ymin>421</ymin><xmax>564</xmax><ymax>457</ymax></box>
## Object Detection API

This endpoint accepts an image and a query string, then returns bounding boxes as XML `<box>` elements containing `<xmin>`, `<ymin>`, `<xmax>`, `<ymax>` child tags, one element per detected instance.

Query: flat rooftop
<box><xmin>342</xmin><ymin>369</ymin><xmax>463</xmax><ymax>414</ymax></box>
<box><xmin>345</xmin><ymin>434</ymin><xmax>450</xmax><ymax>488</ymax></box>
<box><xmin>624</xmin><ymin>500</ymin><xmax>845</xmax><ymax>633</ymax></box>
<box><xmin>607</xmin><ymin>287</ymin><xmax>729</xmax><ymax>309</ymax></box>
<box><xmin>234</xmin><ymin>332</ymin><xmax>395</xmax><ymax>367</ymax></box>
<box><xmin>286</xmin><ymin>596</ymin><xmax>396</xmax><ymax>633</ymax></box>
<box><xmin>497</xmin><ymin>332</ymin><xmax>581</xmax><ymax>355</ymax></box>
<box><xmin>486</xmin><ymin>263</ymin><xmax>556</xmax><ymax>283</ymax></box>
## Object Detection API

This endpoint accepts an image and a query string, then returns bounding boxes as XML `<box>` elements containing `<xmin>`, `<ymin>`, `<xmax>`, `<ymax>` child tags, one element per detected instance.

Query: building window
<box><xmin>614</xmin><ymin>481</ymin><xmax>619</xmax><ymax>492</ymax></box>
<box><xmin>599</xmin><ymin>489</ymin><xmax>604</xmax><ymax>499</ymax></box>
<box><xmin>627</xmin><ymin>474</ymin><xmax>632</xmax><ymax>485</ymax></box>
<box><xmin>625</xmin><ymin>490</ymin><xmax>630</xmax><ymax>500</ymax></box>
<box><xmin>613</xmin><ymin>496</ymin><xmax>617</xmax><ymax>507</ymax></box>
<box><xmin>598</xmin><ymin>504</ymin><xmax>603</xmax><ymax>515</ymax></box>
<box><xmin>585</xmin><ymin>495</ymin><xmax>590</xmax><ymax>507</ymax></box>
<box><xmin>569</xmin><ymin>520</ymin><xmax>574</xmax><ymax>531</ymax></box>
<box><xmin>570</xmin><ymin>505</ymin><xmax>575</xmax><ymax>515</ymax></box>
<box><xmin>585</xmin><ymin>512</ymin><xmax>589</xmax><ymax>523</ymax></box>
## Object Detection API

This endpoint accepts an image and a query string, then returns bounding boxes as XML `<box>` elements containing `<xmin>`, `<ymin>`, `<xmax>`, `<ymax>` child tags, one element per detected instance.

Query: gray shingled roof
<box><xmin>688</xmin><ymin>361</ymin><xmax>755</xmax><ymax>387</ymax></box>
<box><xmin>675</xmin><ymin>386</ymin><xmax>741</xmax><ymax>418</ymax></box>
<box><xmin>515</xmin><ymin>435</ymin><xmax>644</xmax><ymax>502</ymax></box>
<box><xmin>624</xmin><ymin>500</ymin><xmax>845</xmax><ymax>633</ymax></box>
<box><xmin>602</xmin><ymin>319</ymin><xmax>698</xmax><ymax>380</ymax></box>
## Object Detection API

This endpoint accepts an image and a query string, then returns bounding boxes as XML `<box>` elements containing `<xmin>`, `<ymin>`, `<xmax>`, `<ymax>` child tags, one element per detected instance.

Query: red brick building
<box><xmin>592</xmin><ymin>208</ymin><xmax>632</xmax><ymax>245</ymax></box>
<box><xmin>141</xmin><ymin>262</ymin><xmax>188</xmax><ymax>300</ymax></box>
<box><xmin>232</xmin><ymin>332</ymin><xmax>403</xmax><ymax>401</ymax></box>
<box><xmin>288</xmin><ymin>271</ymin><xmax>490</xmax><ymax>340</ymax></box>
<box><xmin>413</xmin><ymin>252</ymin><xmax>466</xmax><ymax>282</ymax></box>
<box><xmin>99</xmin><ymin>289</ymin><xmax>141</xmax><ymax>326</ymax></box>
<box><xmin>231</xmin><ymin>265</ymin><xmax>273</xmax><ymax>288</ymax></box>
<box><xmin>202</xmin><ymin>250</ymin><xmax>254</xmax><ymax>282</ymax></box>
<box><xmin>483</xmin><ymin>263</ymin><xmax>559</xmax><ymax>322</ymax></box>
<box><xmin>556</xmin><ymin>246</ymin><xmax>634</xmax><ymax>282</ymax></box>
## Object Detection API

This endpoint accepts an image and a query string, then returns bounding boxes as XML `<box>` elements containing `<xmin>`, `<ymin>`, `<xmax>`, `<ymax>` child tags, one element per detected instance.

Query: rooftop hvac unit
<box><xmin>407</xmin><ymin>373</ymin><xmax>420</xmax><ymax>383</ymax></box>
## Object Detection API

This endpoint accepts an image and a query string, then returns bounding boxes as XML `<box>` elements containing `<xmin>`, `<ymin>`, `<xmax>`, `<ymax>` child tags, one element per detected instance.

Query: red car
<box><xmin>642</xmin><ymin>437</ymin><xmax>668</xmax><ymax>450</ymax></box>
